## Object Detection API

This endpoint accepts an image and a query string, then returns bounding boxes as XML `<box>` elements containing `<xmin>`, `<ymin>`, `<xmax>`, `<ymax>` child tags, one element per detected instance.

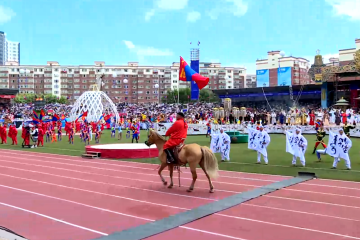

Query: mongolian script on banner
<box><xmin>153</xmin><ymin>123</ymin><xmax>360</xmax><ymax>138</ymax></box>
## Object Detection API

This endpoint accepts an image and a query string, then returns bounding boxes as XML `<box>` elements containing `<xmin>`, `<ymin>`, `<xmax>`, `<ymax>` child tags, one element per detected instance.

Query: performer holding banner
<box><xmin>327</xmin><ymin>129</ymin><xmax>352</xmax><ymax>170</ymax></box>
<box><xmin>248</xmin><ymin>126</ymin><xmax>270</xmax><ymax>164</ymax></box>
<box><xmin>285</xmin><ymin>127</ymin><xmax>308</xmax><ymax>167</ymax></box>
<box><xmin>219</xmin><ymin>128</ymin><xmax>231</xmax><ymax>162</ymax></box>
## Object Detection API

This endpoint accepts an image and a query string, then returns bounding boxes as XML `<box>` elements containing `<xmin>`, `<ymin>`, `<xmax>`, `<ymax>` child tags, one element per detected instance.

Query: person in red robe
<box><xmin>309</xmin><ymin>110</ymin><xmax>315</xmax><ymax>126</ymax></box>
<box><xmin>0</xmin><ymin>124</ymin><xmax>7</xmax><ymax>144</ymax></box>
<box><xmin>341</xmin><ymin>112</ymin><xmax>347</xmax><ymax>124</ymax></box>
<box><xmin>9</xmin><ymin>124</ymin><xmax>18</xmax><ymax>145</ymax></box>
<box><xmin>163</xmin><ymin>112</ymin><xmax>188</xmax><ymax>164</ymax></box>
<box><xmin>38</xmin><ymin>127</ymin><xmax>44</xmax><ymax>147</ymax></box>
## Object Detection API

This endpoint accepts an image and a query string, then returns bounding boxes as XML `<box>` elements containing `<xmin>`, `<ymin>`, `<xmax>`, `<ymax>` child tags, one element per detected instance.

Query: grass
<box><xmin>1</xmin><ymin>130</ymin><xmax>360</xmax><ymax>182</ymax></box>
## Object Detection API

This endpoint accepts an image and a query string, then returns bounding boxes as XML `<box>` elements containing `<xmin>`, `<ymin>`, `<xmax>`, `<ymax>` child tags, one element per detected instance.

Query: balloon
<box><xmin>123</xmin><ymin>79</ymin><xmax>128</xmax><ymax>84</ymax></box>
<box><xmin>154</xmin><ymin>84</ymin><xmax>159</xmax><ymax>88</ymax></box>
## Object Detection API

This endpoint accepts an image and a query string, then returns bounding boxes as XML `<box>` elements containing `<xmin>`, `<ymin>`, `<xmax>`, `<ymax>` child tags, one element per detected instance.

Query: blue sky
<box><xmin>0</xmin><ymin>0</ymin><xmax>359</xmax><ymax>74</ymax></box>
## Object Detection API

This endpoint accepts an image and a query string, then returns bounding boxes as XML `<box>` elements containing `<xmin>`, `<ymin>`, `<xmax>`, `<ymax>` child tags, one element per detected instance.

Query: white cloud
<box><xmin>145</xmin><ymin>0</ymin><xmax>188</xmax><ymax>21</ymax></box>
<box><xmin>155</xmin><ymin>0</ymin><xmax>188</xmax><ymax>10</ymax></box>
<box><xmin>123</xmin><ymin>40</ymin><xmax>135</xmax><ymax>49</ymax></box>
<box><xmin>0</xmin><ymin>6</ymin><xmax>16</xmax><ymax>24</ymax></box>
<box><xmin>123</xmin><ymin>40</ymin><xmax>173</xmax><ymax>59</ymax></box>
<box><xmin>145</xmin><ymin>9</ymin><xmax>156</xmax><ymax>21</ymax></box>
<box><xmin>208</xmin><ymin>0</ymin><xmax>248</xmax><ymax>20</ymax></box>
<box><xmin>325</xmin><ymin>0</ymin><xmax>360</xmax><ymax>21</ymax></box>
<box><xmin>187</xmin><ymin>11</ymin><xmax>201</xmax><ymax>22</ymax></box>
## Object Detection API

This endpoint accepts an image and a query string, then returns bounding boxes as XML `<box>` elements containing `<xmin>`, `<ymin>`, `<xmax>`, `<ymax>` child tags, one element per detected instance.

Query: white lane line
<box><xmin>0</xmin><ymin>162</ymin><xmax>216</xmax><ymax>201</ymax></box>
<box><xmin>300</xmin><ymin>182</ymin><xmax>360</xmax><ymax>191</ymax></box>
<box><xmin>0</xmin><ymin>149</ymin><xmax>283</xmax><ymax>182</ymax></box>
<box><xmin>223</xmin><ymin>161</ymin><xmax>360</xmax><ymax>173</ymax></box>
<box><xmin>0</xmin><ymin>185</ymin><xmax>242</xmax><ymax>240</ymax></box>
<box><xmin>2</xmin><ymin>155</ymin><xmax>266</xmax><ymax>188</ymax></box>
<box><xmin>216</xmin><ymin>213</ymin><xmax>360</xmax><ymax>240</ymax></box>
<box><xmin>0</xmin><ymin>201</ymin><xmax>108</xmax><ymax>236</ymax></box>
<box><xmin>242</xmin><ymin>203</ymin><xmax>360</xmax><ymax>222</ymax></box>
<box><xmin>0</xmin><ymin>184</ymin><xmax>153</xmax><ymax>221</ymax></box>
<box><xmin>0</xmin><ymin>173</ymin><xmax>188</xmax><ymax>210</ymax></box>
<box><xmin>180</xmin><ymin>226</ymin><xmax>247</xmax><ymax>240</ymax></box>
<box><xmin>1</xmin><ymin>178</ymin><xmax>357</xmax><ymax>240</ymax></box>
<box><xmin>265</xmin><ymin>195</ymin><xmax>360</xmax><ymax>209</ymax></box>
<box><xmin>2</xmin><ymin>158</ymin><xmax>360</xmax><ymax>201</ymax></box>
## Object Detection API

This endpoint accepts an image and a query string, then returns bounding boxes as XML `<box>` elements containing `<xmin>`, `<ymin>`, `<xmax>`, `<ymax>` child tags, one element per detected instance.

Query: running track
<box><xmin>0</xmin><ymin>149</ymin><xmax>359</xmax><ymax>240</ymax></box>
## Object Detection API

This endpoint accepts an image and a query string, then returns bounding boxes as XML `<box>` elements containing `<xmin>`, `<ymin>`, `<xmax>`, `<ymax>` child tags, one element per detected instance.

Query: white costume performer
<box><xmin>248</xmin><ymin>126</ymin><xmax>270</xmax><ymax>164</ymax></box>
<box><xmin>219</xmin><ymin>128</ymin><xmax>231</xmax><ymax>161</ymax></box>
<box><xmin>286</xmin><ymin>127</ymin><xmax>308</xmax><ymax>167</ymax></box>
<box><xmin>271</xmin><ymin>112</ymin><xmax>277</xmax><ymax>125</ymax></box>
<box><xmin>327</xmin><ymin>129</ymin><xmax>352</xmax><ymax>170</ymax></box>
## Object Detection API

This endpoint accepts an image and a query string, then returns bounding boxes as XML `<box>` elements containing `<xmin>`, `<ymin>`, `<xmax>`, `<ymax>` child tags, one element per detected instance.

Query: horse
<box><xmin>145</xmin><ymin>129</ymin><xmax>219</xmax><ymax>193</ymax></box>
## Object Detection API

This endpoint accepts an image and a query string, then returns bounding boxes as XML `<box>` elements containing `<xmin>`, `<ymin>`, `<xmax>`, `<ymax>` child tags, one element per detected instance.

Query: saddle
<box><xmin>172</xmin><ymin>139</ymin><xmax>186</xmax><ymax>166</ymax></box>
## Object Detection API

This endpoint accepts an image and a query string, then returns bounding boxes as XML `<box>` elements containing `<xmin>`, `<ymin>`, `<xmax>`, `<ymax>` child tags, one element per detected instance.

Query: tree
<box><xmin>14</xmin><ymin>93</ymin><xmax>69</xmax><ymax>104</ymax></box>
<box><xmin>162</xmin><ymin>88</ymin><xmax>219</xmax><ymax>103</ymax></box>
<box><xmin>355</xmin><ymin>49</ymin><xmax>360</xmax><ymax>73</ymax></box>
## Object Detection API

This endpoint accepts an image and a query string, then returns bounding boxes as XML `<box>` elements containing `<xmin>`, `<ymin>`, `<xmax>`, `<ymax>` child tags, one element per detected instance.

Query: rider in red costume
<box><xmin>163</xmin><ymin>112</ymin><xmax>188</xmax><ymax>164</ymax></box>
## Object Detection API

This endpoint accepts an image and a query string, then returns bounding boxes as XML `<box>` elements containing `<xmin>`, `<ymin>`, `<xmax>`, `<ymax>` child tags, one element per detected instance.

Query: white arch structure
<box><xmin>69</xmin><ymin>91</ymin><xmax>119</xmax><ymax>124</ymax></box>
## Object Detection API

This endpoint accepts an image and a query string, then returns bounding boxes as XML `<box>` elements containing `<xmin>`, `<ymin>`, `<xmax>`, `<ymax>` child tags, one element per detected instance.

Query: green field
<box><xmin>1</xmin><ymin>130</ymin><xmax>359</xmax><ymax>182</ymax></box>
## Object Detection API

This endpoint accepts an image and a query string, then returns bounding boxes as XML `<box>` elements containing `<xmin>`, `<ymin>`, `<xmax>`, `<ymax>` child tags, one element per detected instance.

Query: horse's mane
<box><xmin>152</xmin><ymin>130</ymin><xmax>166</xmax><ymax>141</ymax></box>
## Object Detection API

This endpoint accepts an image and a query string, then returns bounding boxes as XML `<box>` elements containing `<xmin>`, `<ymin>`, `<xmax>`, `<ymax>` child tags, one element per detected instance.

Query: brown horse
<box><xmin>145</xmin><ymin>130</ymin><xmax>219</xmax><ymax>193</ymax></box>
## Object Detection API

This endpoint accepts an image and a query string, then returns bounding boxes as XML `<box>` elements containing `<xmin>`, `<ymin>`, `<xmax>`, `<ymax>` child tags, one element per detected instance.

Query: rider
<box><xmin>163</xmin><ymin>112</ymin><xmax>188</xmax><ymax>164</ymax></box>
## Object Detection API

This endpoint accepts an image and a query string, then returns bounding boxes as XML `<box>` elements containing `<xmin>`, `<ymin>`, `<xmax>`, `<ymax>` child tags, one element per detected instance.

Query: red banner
<box><xmin>0</xmin><ymin>95</ymin><xmax>16</xmax><ymax>99</ymax></box>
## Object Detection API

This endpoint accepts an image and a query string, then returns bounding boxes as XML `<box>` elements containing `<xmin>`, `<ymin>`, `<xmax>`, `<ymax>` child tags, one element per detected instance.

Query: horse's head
<box><xmin>145</xmin><ymin>129</ymin><xmax>157</xmax><ymax>147</ymax></box>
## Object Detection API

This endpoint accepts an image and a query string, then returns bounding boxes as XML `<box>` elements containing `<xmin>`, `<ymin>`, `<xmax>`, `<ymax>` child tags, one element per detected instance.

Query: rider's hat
<box><xmin>177</xmin><ymin>112</ymin><xmax>185</xmax><ymax>118</ymax></box>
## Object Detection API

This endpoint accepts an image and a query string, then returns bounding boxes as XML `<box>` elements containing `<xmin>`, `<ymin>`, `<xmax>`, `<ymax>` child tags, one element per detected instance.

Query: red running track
<box><xmin>0</xmin><ymin>149</ymin><xmax>360</xmax><ymax>240</ymax></box>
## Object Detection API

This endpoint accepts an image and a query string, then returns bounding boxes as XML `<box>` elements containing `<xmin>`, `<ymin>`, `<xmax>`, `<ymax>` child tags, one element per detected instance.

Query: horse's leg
<box><xmin>168</xmin><ymin>165</ymin><xmax>174</xmax><ymax>188</ymax></box>
<box><xmin>158</xmin><ymin>162</ymin><xmax>168</xmax><ymax>185</ymax></box>
<box><xmin>199</xmin><ymin>161</ymin><xmax>214</xmax><ymax>193</ymax></box>
<box><xmin>187</xmin><ymin>162</ymin><xmax>197</xmax><ymax>192</ymax></box>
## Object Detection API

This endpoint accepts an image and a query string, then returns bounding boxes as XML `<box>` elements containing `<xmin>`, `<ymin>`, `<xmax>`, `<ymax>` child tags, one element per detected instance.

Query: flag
<box><xmin>179</xmin><ymin>56</ymin><xmax>209</xmax><ymax>90</ymax></box>
<box><xmin>197</xmin><ymin>41</ymin><xmax>200</xmax><ymax>46</ymax></box>
<box><xmin>33</xmin><ymin>110</ymin><xmax>39</xmax><ymax>120</ymax></box>
<box><xmin>39</xmin><ymin>109</ymin><xmax>45</xmax><ymax>121</ymax></box>
<box><xmin>52</xmin><ymin>114</ymin><xmax>60</xmax><ymax>122</ymax></box>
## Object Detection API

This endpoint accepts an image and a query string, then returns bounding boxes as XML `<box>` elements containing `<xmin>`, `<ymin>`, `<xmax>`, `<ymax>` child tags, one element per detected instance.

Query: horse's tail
<box><xmin>201</xmin><ymin>146</ymin><xmax>219</xmax><ymax>179</ymax></box>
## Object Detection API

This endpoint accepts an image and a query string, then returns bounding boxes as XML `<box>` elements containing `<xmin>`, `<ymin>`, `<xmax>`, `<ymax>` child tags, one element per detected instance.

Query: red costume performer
<box><xmin>38</xmin><ymin>127</ymin><xmax>44</xmax><ymax>146</ymax></box>
<box><xmin>0</xmin><ymin>125</ymin><xmax>7</xmax><ymax>144</ymax></box>
<box><xmin>309</xmin><ymin>111</ymin><xmax>315</xmax><ymax>126</ymax></box>
<box><xmin>163</xmin><ymin>112</ymin><xmax>188</xmax><ymax>164</ymax></box>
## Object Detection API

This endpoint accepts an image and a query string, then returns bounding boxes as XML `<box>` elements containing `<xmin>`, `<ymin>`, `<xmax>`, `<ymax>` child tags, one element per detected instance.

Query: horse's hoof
<box><xmin>209</xmin><ymin>189</ymin><xmax>214</xmax><ymax>193</ymax></box>
<box><xmin>186</xmin><ymin>188</ymin><xmax>193</xmax><ymax>192</ymax></box>
<box><xmin>163</xmin><ymin>181</ymin><xmax>168</xmax><ymax>185</ymax></box>
<box><xmin>168</xmin><ymin>184</ymin><xmax>173</xmax><ymax>189</ymax></box>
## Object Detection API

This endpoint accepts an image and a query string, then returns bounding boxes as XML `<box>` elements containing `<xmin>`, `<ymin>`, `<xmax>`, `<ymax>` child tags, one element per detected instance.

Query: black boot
<box><xmin>312</xmin><ymin>147</ymin><xmax>316</xmax><ymax>154</ymax></box>
<box><xmin>164</xmin><ymin>149</ymin><xmax>175</xmax><ymax>164</ymax></box>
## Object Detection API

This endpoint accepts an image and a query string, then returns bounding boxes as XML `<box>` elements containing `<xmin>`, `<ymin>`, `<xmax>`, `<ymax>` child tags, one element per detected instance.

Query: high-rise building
<box><xmin>5</xmin><ymin>40</ymin><xmax>20</xmax><ymax>64</ymax></box>
<box><xmin>245</xmin><ymin>74</ymin><xmax>256</xmax><ymax>88</ymax></box>
<box><xmin>256</xmin><ymin>51</ymin><xmax>310</xmax><ymax>87</ymax></box>
<box><xmin>0</xmin><ymin>31</ymin><xmax>5</xmax><ymax>65</ymax></box>
<box><xmin>0</xmin><ymin>61</ymin><xmax>246</xmax><ymax>103</ymax></box>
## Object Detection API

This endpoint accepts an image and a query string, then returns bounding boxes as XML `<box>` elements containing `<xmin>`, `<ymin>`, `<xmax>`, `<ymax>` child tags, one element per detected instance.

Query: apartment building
<box><xmin>245</xmin><ymin>74</ymin><xmax>256</xmax><ymax>88</ymax></box>
<box><xmin>256</xmin><ymin>51</ymin><xmax>310</xmax><ymax>87</ymax></box>
<box><xmin>0</xmin><ymin>61</ymin><xmax>246</xmax><ymax>103</ymax></box>
<box><xmin>0</xmin><ymin>31</ymin><xmax>5</xmax><ymax>65</ymax></box>
<box><xmin>5</xmin><ymin>40</ymin><xmax>20</xmax><ymax>63</ymax></box>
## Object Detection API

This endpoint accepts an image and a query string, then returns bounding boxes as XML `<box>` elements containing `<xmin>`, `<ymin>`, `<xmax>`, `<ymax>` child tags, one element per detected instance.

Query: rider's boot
<box><xmin>164</xmin><ymin>149</ymin><xmax>175</xmax><ymax>164</ymax></box>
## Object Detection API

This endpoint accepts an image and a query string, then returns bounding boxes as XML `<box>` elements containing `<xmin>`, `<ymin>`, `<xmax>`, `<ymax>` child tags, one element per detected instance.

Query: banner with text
<box><xmin>153</xmin><ymin>123</ymin><xmax>360</xmax><ymax>138</ymax></box>
<box><xmin>277</xmin><ymin>67</ymin><xmax>292</xmax><ymax>86</ymax></box>
<box><xmin>256</xmin><ymin>69</ymin><xmax>270</xmax><ymax>87</ymax></box>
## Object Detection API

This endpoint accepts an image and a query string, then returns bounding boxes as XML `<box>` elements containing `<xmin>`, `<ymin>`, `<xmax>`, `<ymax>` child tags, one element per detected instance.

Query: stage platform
<box><xmin>85</xmin><ymin>143</ymin><xmax>158</xmax><ymax>159</ymax></box>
